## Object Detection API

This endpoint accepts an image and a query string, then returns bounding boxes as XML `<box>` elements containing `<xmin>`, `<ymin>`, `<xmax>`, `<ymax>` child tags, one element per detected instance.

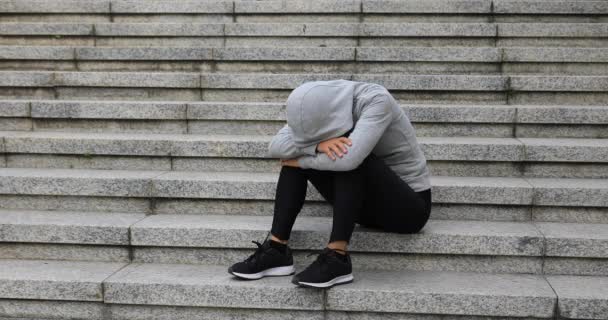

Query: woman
<box><xmin>228</xmin><ymin>79</ymin><xmax>432</xmax><ymax>288</ymax></box>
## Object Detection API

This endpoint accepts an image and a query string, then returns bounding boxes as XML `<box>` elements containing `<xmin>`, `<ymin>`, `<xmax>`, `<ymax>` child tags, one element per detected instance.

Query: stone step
<box><xmin>2</xmin><ymin>71</ymin><xmax>608</xmax><ymax>91</ymax></box>
<box><xmin>128</xmin><ymin>214</ymin><xmax>608</xmax><ymax>259</ymax></box>
<box><xmin>3</xmin><ymin>45</ymin><xmax>607</xmax><ymax>75</ymax></box>
<box><xmin>1</xmin><ymin>130</ymin><xmax>607</xmax><ymax>162</ymax></box>
<box><xmin>1</xmin><ymin>209</ymin><xmax>605</xmax><ymax>275</ymax></box>
<box><xmin>0</xmin><ymin>259</ymin><xmax>126</xmax><ymax>302</ymax></box>
<box><xmin>0</xmin><ymin>258</ymin><xmax>605</xmax><ymax>319</ymax></box>
<box><xmin>2</xmin><ymin>208</ymin><xmax>605</xmax><ymax>275</ymax></box>
<box><xmin>3</xmin><ymin>0</ymin><xmax>607</xmax><ymax>16</ymax></box>
<box><xmin>1</xmin><ymin>171</ymin><xmax>604</xmax><ymax>224</ymax></box>
<box><xmin>2</xmin><ymin>45</ymin><xmax>607</xmax><ymax>63</ymax></box>
<box><xmin>0</xmin><ymin>208</ymin><xmax>145</xmax><ymax>245</ymax></box>
<box><xmin>130</xmin><ymin>214</ymin><xmax>608</xmax><ymax>274</ymax></box>
<box><xmin>3</xmin><ymin>72</ymin><xmax>605</xmax><ymax>104</ymax></box>
<box><xmin>3</xmin><ymin>22</ymin><xmax>606</xmax><ymax>47</ymax></box>
<box><xmin>1</xmin><ymin>22</ymin><xmax>607</xmax><ymax>37</ymax></box>
<box><xmin>1</xmin><ymin>131</ymin><xmax>607</xmax><ymax>178</ymax></box>
<box><xmin>3</xmin><ymin>100</ymin><xmax>606</xmax><ymax>138</ymax></box>
<box><xmin>0</xmin><ymin>167</ymin><xmax>606</xmax><ymax>209</ymax></box>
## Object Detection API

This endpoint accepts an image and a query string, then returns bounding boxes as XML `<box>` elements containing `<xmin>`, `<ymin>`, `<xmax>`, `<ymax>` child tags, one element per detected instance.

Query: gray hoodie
<box><xmin>268</xmin><ymin>79</ymin><xmax>431</xmax><ymax>192</ymax></box>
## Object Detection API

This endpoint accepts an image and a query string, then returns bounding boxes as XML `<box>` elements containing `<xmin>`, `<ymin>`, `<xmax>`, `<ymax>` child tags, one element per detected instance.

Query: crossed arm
<box><xmin>267</xmin><ymin>123</ymin><xmax>318</xmax><ymax>159</ymax></box>
<box><xmin>268</xmin><ymin>93</ymin><xmax>394</xmax><ymax>171</ymax></box>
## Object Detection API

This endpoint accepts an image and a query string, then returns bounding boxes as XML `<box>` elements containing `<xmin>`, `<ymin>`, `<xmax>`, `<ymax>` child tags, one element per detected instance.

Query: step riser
<box><xmin>0</xmin><ymin>36</ymin><xmax>496</xmax><ymax>48</ymax></box>
<box><xmin>0</xmin><ymin>243</ymin><xmax>130</xmax><ymax>262</ymax></box>
<box><xmin>0</xmin><ymin>176</ymin><xmax>606</xmax><ymax>207</ymax></box>
<box><xmin>0</xmin><ymin>258</ymin><xmax>601</xmax><ymax>320</ymax></box>
<box><xmin>3</xmin><ymin>88</ymin><xmax>607</xmax><ymax>105</ymax></box>
<box><xmin>7</xmin><ymin>243</ymin><xmax>595</xmax><ymax>275</ymax></box>
<box><xmin>5</xmin><ymin>61</ymin><xmax>608</xmax><ymax>76</ymax></box>
<box><xmin>133</xmin><ymin>247</ymin><xmax>608</xmax><ymax>276</ymax></box>
<box><xmin>2</xmin><ymin>36</ymin><xmax>608</xmax><ymax>47</ymax></box>
<box><xmin>0</xmin><ymin>300</ymin><xmax>322</xmax><ymax>320</ymax></box>
<box><xmin>4</xmin><ymin>14</ymin><xmax>608</xmax><ymax>24</ymax></box>
<box><xmin>1</xmin><ymin>195</ymin><xmax>606</xmax><ymax>224</ymax></box>
<box><xmin>3</xmin><ymin>155</ymin><xmax>608</xmax><ymax>179</ymax></box>
<box><xmin>7</xmin><ymin>119</ymin><xmax>608</xmax><ymax>139</ymax></box>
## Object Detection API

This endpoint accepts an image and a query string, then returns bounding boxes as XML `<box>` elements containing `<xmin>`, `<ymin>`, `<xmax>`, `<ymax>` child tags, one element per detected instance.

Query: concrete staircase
<box><xmin>0</xmin><ymin>0</ymin><xmax>607</xmax><ymax>318</ymax></box>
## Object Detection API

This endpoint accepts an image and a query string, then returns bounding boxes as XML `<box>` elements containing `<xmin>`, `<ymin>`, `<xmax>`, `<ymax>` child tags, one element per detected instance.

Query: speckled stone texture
<box><xmin>520</xmin><ymin>138</ymin><xmax>608</xmax><ymax>163</ymax></box>
<box><xmin>15</xmin><ymin>100</ymin><xmax>608</xmax><ymax>126</ymax></box>
<box><xmin>0</xmin><ymin>2</ymin><xmax>607</xmax><ymax>318</ymax></box>
<box><xmin>0</xmin><ymin>71</ymin><xmax>53</xmax><ymax>87</ymax></box>
<box><xmin>236</xmin><ymin>0</ymin><xmax>360</xmax><ymax>13</ymax></box>
<box><xmin>357</xmin><ymin>47</ymin><xmax>500</xmax><ymax>62</ymax></box>
<box><xmin>527</xmin><ymin>178</ymin><xmax>608</xmax><ymax>207</ymax></box>
<box><xmin>200</xmin><ymin>73</ymin><xmax>350</xmax><ymax>89</ymax></box>
<box><xmin>108</xmin><ymin>304</ymin><xmax>324</xmax><ymax>320</ymax></box>
<box><xmin>534</xmin><ymin>222</ymin><xmax>608</xmax><ymax>258</ymax></box>
<box><xmin>0</xmin><ymin>299</ymin><xmax>105</xmax><ymax>319</ymax></box>
<box><xmin>0</xmin><ymin>23</ymin><xmax>93</xmax><ymax>35</ymax></box>
<box><xmin>503</xmin><ymin>47</ymin><xmax>608</xmax><ymax>62</ymax></box>
<box><xmin>0</xmin><ymin>259</ymin><xmax>126</xmax><ymax>301</ymax></box>
<box><xmin>510</xmin><ymin>76</ymin><xmax>608</xmax><ymax>92</ymax></box>
<box><xmin>75</xmin><ymin>47</ymin><xmax>213</xmax><ymax>60</ymax></box>
<box><xmin>31</xmin><ymin>100</ymin><xmax>188</xmax><ymax>119</ymax></box>
<box><xmin>0</xmin><ymin>46</ymin><xmax>74</xmax><ymax>60</ymax></box>
<box><xmin>0</xmin><ymin>0</ymin><xmax>109</xmax><ymax>13</ymax></box>
<box><xmin>2</xmin><ymin>167</ymin><xmax>606</xmax><ymax>209</ymax></box>
<box><xmin>360</xmin><ymin>23</ymin><xmax>496</xmax><ymax>37</ymax></box>
<box><xmin>11</xmin><ymin>130</ymin><xmax>607</xmax><ymax>163</ymax></box>
<box><xmin>353</xmin><ymin>74</ymin><xmax>507</xmax><ymax>90</ymax></box>
<box><xmin>94</xmin><ymin>23</ymin><xmax>224</xmax><ymax>36</ymax></box>
<box><xmin>133</xmin><ymin>247</ymin><xmax>543</xmax><ymax>274</ymax></box>
<box><xmin>497</xmin><ymin>23</ymin><xmax>608</xmax><ymax>37</ymax></box>
<box><xmin>363</xmin><ymin>0</ymin><xmax>492</xmax><ymax>13</ymax></box>
<box><xmin>0</xmin><ymin>100</ymin><xmax>29</xmax><ymax>117</ymax></box>
<box><xmin>104</xmin><ymin>263</ymin><xmax>324</xmax><ymax>310</ymax></box>
<box><xmin>53</xmin><ymin>71</ymin><xmax>200</xmax><ymax>88</ymax></box>
<box><xmin>494</xmin><ymin>0</ymin><xmax>608</xmax><ymax>14</ymax></box>
<box><xmin>129</xmin><ymin>214</ymin><xmax>544</xmax><ymax>256</ymax></box>
<box><xmin>0</xmin><ymin>209</ymin><xmax>145</xmax><ymax>245</ymax></box>
<box><xmin>111</xmin><ymin>0</ymin><xmax>233</xmax><ymax>13</ymax></box>
<box><xmin>546</xmin><ymin>275</ymin><xmax>608</xmax><ymax>319</ymax></box>
<box><xmin>327</xmin><ymin>270</ymin><xmax>556</xmax><ymax>317</ymax></box>
<box><xmin>213</xmin><ymin>47</ymin><xmax>355</xmax><ymax>61</ymax></box>
<box><xmin>430</xmin><ymin>176</ymin><xmax>533</xmax><ymax>205</ymax></box>
<box><xmin>0</xmin><ymin>167</ymin><xmax>158</xmax><ymax>197</ymax></box>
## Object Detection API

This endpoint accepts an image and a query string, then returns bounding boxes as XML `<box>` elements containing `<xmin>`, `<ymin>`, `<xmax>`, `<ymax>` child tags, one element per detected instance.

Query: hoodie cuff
<box><xmin>299</xmin><ymin>143</ymin><xmax>318</xmax><ymax>156</ymax></box>
<box><xmin>296</xmin><ymin>155</ymin><xmax>314</xmax><ymax>169</ymax></box>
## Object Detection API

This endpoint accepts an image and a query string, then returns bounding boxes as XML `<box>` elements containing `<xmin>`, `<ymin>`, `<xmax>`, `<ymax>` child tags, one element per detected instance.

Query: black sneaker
<box><xmin>292</xmin><ymin>247</ymin><xmax>353</xmax><ymax>288</ymax></box>
<box><xmin>228</xmin><ymin>238</ymin><xmax>295</xmax><ymax>280</ymax></box>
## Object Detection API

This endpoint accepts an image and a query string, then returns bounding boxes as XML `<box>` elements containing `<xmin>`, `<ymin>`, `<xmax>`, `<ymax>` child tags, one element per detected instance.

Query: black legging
<box><xmin>270</xmin><ymin>146</ymin><xmax>432</xmax><ymax>244</ymax></box>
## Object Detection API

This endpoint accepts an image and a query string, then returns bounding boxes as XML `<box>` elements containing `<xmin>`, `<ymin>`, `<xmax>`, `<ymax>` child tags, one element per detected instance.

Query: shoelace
<box><xmin>244</xmin><ymin>240</ymin><xmax>265</xmax><ymax>265</ymax></box>
<box><xmin>306</xmin><ymin>248</ymin><xmax>333</xmax><ymax>268</ymax></box>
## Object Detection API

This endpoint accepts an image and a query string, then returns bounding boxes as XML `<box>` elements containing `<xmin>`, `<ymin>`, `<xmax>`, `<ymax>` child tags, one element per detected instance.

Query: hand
<box><xmin>280</xmin><ymin>158</ymin><xmax>300</xmax><ymax>167</ymax></box>
<box><xmin>317</xmin><ymin>137</ymin><xmax>352</xmax><ymax>160</ymax></box>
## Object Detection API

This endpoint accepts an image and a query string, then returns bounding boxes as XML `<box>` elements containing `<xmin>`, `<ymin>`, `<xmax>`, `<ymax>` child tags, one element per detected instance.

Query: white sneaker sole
<box><xmin>297</xmin><ymin>273</ymin><xmax>354</xmax><ymax>288</ymax></box>
<box><xmin>230</xmin><ymin>265</ymin><xmax>295</xmax><ymax>280</ymax></box>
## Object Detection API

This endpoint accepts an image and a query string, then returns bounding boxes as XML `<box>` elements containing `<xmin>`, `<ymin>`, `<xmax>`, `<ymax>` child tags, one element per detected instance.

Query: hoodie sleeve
<box><xmin>268</xmin><ymin>123</ymin><xmax>318</xmax><ymax>159</ymax></box>
<box><xmin>296</xmin><ymin>93</ymin><xmax>393</xmax><ymax>171</ymax></box>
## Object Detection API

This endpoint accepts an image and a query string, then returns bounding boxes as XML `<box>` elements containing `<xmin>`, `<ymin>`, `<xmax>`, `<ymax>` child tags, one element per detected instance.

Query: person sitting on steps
<box><xmin>228</xmin><ymin>79</ymin><xmax>432</xmax><ymax>289</ymax></box>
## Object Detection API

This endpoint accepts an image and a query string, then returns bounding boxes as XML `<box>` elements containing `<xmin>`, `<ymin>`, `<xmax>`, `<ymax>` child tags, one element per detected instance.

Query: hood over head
<box><xmin>286</xmin><ymin>79</ymin><xmax>355</xmax><ymax>149</ymax></box>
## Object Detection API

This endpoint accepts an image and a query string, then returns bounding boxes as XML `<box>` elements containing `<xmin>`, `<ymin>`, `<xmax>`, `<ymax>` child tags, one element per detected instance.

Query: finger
<box><xmin>332</xmin><ymin>143</ymin><xmax>346</xmax><ymax>156</ymax></box>
<box><xmin>329</xmin><ymin>145</ymin><xmax>343</xmax><ymax>158</ymax></box>
<box><xmin>336</xmin><ymin>140</ymin><xmax>348</xmax><ymax>153</ymax></box>
<box><xmin>340</xmin><ymin>137</ymin><xmax>351</xmax><ymax>145</ymax></box>
<box><xmin>324</xmin><ymin>149</ymin><xmax>336</xmax><ymax>160</ymax></box>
